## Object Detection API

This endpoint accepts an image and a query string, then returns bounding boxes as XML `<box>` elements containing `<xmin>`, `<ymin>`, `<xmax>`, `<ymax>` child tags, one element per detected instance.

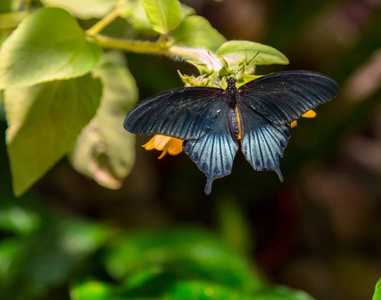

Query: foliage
<box><xmin>0</xmin><ymin>0</ymin><xmax>381</xmax><ymax>300</ymax></box>
<box><xmin>0</xmin><ymin>191</ymin><xmax>313</xmax><ymax>300</ymax></box>
<box><xmin>0</xmin><ymin>0</ymin><xmax>288</xmax><ymax>196</ymax></box>
<box><xmin>374</xmin><ymin>279</ymin><xmax>381</xmax><ymax>300</ymax></box>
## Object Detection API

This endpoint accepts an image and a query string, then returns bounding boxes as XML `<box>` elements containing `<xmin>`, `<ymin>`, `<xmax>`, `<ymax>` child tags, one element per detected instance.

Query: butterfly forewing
<box><xmin>238</xmin><ymin>102</ymin><xmax>291</xmax><ymax>181</ymax></box>
<box><xmin>183</xmin><ymin>98</ymin><xmax>239</xmax><ymax>195</ymax></box>
<box><xmin>124</xmin><ymin>86</ymin><xmax>224</xmax><ymax>140</ymax></box>
<box><xmin>238</xmin><ymin>71</ymin><xmax>339</xmax><ymax>124</ymax></box>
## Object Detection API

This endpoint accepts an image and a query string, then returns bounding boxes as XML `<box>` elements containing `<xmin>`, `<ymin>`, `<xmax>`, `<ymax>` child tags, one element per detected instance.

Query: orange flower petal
<box><xmin>158</xmin><ymin>149</ymin><xmax>168</xmax><ymax>159</ymax></box>
<box><xmin>166</xmin><ymin>138</ymin><xmax>184</xmax><ymax>155</ymax></box>
<box><xmin>143</xmin><ymin>135</ymin><xmax>183</xmax><ymax>158</ymax></box>
<box><xmin>291</xmin><ymin>120</ymin><xmax>297</xmax><ymax>128</ymax></box>
<box><xmin>302</xmin><ymin>110</ymin><xmax>316</xmax><ymax>118</ymax></box>
<box><xmin>154</xmin><ymin>135</ymin><xmax>172</xmax><ymax>150</ymax></box>
<box><xmin>142</xmin><ymin>136</ymin><xmax>157</xmax><ymax>150</ymax></box>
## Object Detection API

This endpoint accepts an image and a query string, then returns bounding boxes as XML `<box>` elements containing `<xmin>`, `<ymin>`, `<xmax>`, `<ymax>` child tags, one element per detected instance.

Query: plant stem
<box><xmin>91</xmin><ymin>34</ymin><xmax>222</xmax><ymax>71</ymax></box>
<box><xmin>91</xmin><ymin>34</ymin><xmax>168</xmax><ymax>54</ymax></box>
<box><xmin>86</xmin><ymin>8</ymin><xmax>120</xmax><ymax>36</ymax></box>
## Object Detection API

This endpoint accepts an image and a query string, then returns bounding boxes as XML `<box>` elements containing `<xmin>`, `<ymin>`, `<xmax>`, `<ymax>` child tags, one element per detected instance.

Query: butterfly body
<box><xmin>124</xmin><ymin>71</ymin><xmax>339</xmax><ymax>194</ymax></box>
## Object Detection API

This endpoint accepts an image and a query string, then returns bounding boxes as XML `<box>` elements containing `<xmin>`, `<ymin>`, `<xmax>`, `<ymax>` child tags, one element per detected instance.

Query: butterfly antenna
<box><xmin>234</xmin><ymin>51</ymin><xmax>260</xmax><ymax>77</ymax></box>
<box><xmin>207</xmin><ymin>51</ymin><xmax>228</xmax><ymax>74</ymax></box>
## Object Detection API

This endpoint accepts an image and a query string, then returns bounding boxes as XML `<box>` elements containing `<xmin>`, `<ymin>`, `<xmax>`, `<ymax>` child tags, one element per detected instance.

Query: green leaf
<box><xmin>117</xmin><ymin>0</ymin><xmax>157</xmax><ymax>36</ymax></box>
<box><xmin>2</xmin><ymin>219</ymin><xmax>110</xmax><ymax>299</ymax></box>
<box><xmin>374</xmin><ymin>278</ymin><xmax>381</xmax><ymax>300</ymax></box>
<box><xmin>104</xmin><ymin>228</ymin><xmax>263</xmax><ymax>292</ymax></box>
<box><xmin>140</xmin><ymin>0</ymin><xmax>181</xmax><ymax>34</ymax></box>
<box><xmin>5</xmin><ymin>74</ymin><xmax>102</xmax><ymax>196</ymax></box>
<box><xmin>165</xmin><ymin>282</ymin><xmax>314</xmax><ymax>300</ymax></box>
<box><xmin>71</xmin><ymin>280</ymin><xmax>126</xmax><ymax>300</ymax></box>
<box><xmin>179</xmin><ymin>3</ymin><xmax>195</xmax><ymax>20</ymax></box>
<box><xmin>40</xmin><ymin>0</ymin><xmax>115</xmax><ymax>19</ymax></box>
<box><xmin>118</xmin><ymin>0</ymin><xmax>194</xmax><ymax>36</ymax></box>
<box><xmin>177</xmin><ymin>70</ymin><xmax>210</xmax><ymax>87</ymax></box>
<box><xmin>172</xmin><ymin>15</ymin><xmax>226</xmax><ymax>52</ymax></box>
<box><xmin>0</xmin><ymin>239</ymin><xmax>21</xmax><ymax>284</ymax></box>
<box><xmin>70</xmin><ymin>280</ymin><xmax>314</xmax><ymax>300</ymax></box>
<box><xmin>217</xmin><ymin>40</ymin><xmax>289</xmax><ymax>72</ymax></box>
<box><xmin>69</xmin><ymin>51</ymin><xmax>138</xmax><ymax>189</ymax></box>
<box><xmin>0</xmin><ymin>205</ymin><xmax>41</xmax><ymax>235</ymax></box>
<box><xmin>0</xmin><ymin>7</ymin><xmax>102</xmax><ymax>89</ymax></box>
<box><xmin>251</xmin><ymin>287</ymin><xmax>315</xmax><ymax>300</ymax></box>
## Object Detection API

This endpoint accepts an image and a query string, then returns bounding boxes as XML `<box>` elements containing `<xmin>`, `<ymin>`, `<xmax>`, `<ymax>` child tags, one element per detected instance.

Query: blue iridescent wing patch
<box><xmin>238</xmin><ymin>102</ymin><xmax>291</xmax><ymax>181</ymax></box>
<box><xmin>183</xmin><ymin>101</ymin><xmax>239</xmax><ymax>195</ymax></box>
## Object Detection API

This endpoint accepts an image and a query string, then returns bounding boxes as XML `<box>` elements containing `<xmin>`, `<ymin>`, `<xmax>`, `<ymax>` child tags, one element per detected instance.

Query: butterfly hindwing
<box><xmin>124</xmin><ymin>87</ymin><xmax>224</xmax><ymax>140</ymax></box>
<box><xmin>238</xmin><ymin>102</ymin><xmax>291</xmax><ymax>180</ymax></box>
<box><xmin>183</xmin><ymin>101</ymin><xmax>239</xmax><ymax>195</ymax></box>
<box><xmin>239</xmin><ymin>71</ymin><xmax>339</xmax><ymax>124</ymax></box>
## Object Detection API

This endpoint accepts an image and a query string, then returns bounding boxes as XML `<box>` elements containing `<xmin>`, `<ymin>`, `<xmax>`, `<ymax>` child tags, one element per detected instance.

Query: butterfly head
<box><xmin>226</xmin><ymin>77</ymin><xmax>237</xmax><ymax>93</ymax></box>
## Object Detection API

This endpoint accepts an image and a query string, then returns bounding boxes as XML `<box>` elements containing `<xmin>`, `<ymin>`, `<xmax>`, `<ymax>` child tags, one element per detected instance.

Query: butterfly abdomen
<box><xmin>229</xmin><ymin>108</ymin><xmax>240</xmax><ymax>140</ymax></box>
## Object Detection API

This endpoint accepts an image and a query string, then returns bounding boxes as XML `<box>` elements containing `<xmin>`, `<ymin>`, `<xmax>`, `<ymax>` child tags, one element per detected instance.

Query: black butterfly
<box><xmin>123</xmin><ymin>71</ymin><xmax>339</xmax><ymax>194</ymax></box>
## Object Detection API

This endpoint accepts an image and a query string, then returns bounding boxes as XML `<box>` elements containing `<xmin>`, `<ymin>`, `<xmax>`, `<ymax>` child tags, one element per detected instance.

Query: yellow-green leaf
<box><xmin>172</xmin><ymin>15</ymin><xmax>226</xmax><ymax>52</ymax></box>
<box><xmin>0</xmin><ymin>7</ymin><xmax>102</xmax><ymax>89</ymax></box>
<box><xmin>140</xmin><ymin>0</ymin><xmax>181</xmax><ymax>34</ymax></box>
<box><xmin>217</xmin><ymin>40</ymin><xmax>289</xmax><ymax>73</ymax></box>
<box><xmin>40</xmin><ymin>0</ymin><xmax>115</xmax><ymax>19</ymax></box>
<box><xmin>5</xmin><ymin>75</ymin><xmax>102</xmax><ymax>196</ymax></box>
<box><xmin>374</xmin><ymin>278</ymin><xmax>381</xmax><ymax>300</ymax></box>
<box><xmin>69</xmin><ymin>52</ymin><xmax>138</xmax><ymax>189</ymax></box>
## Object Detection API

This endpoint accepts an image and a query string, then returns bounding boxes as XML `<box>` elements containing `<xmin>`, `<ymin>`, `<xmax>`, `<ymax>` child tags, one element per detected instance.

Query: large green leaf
<box><xmin>172</xmin><ymin>15</ymin><xmax>226</xmax><ymax>52</ymax></box>
<box><xmin>0</xmin><ymin>7</ymin><xmax>102</xmax><ymax>89</ymax></box>
<box><xmin>166</xmin><ymin>282</ymin><xmax>314</xmax><ymax>300</ymax></box>
<box><xmin>216</xmin><ymin>40</ymin><xmax>289</xmax><ymax>73</ymax></box>
<box><xmin>104</xmin><ymin>228</ymin><xmax>263</xmax><ymax>292</ymax></box>
<box><xmin>2</xmin><ymin>219</ymin><xmax>110</xmax><ymax>299</ymax></box>
<box><xmin>140</xmin><ymin>0</ymin><xmax>181</xmax><ymax>34</ymax></box>
<box><xmin>40</xmin><ymin>0</ymin><xmax>115</xmax><ymax>19</ymax></box>
<box><xmin>374</xmin><ymin>278</ymin><xmax>381</xmax><ymax>300</ymax></box>
<box><xmin>72</xmin><ymin>228</ymin><xmax>314</xmax><ymax>299</ymax></box>
<box><xmin>69</xmin><ymin>51</ymin><xmax>138</xmax><ymax>189</ymax></box>
<box><xmin>70</xmin><ymin>279</ymin><xmax>314</xmax><ymax>300</ymax></box>
<box><xmin>5</xmin><ymin>74</ymin><xmax>102</xmax><ymax>196</ymax></box>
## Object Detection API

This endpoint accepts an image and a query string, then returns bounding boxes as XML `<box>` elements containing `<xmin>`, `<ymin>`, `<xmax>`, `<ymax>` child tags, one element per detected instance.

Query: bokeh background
<box><xmin>1</xmin><ymin>0</ymin><xmax>381</xmax><ymax>299</ymax></box>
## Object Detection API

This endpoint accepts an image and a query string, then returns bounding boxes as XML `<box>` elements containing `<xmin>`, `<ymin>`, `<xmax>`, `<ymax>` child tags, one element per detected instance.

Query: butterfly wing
<box><xmin>239</xmin><ymin>70</ymin><xmax>339</xmax><ymax>124</ymax></box>
<box><xmin>183</xmin><ymin>101</ymin><xmax>239</xmax><ymax>195</ymax></box>
<box><xmin>238</xmin><ymin>103</ymin><xmax>291</xmax><ymax>180</ymax></box>
<box><xmin>124</xmin><ymin>86</ymin><xmax>224</xmax><ymax>140</ymax></box>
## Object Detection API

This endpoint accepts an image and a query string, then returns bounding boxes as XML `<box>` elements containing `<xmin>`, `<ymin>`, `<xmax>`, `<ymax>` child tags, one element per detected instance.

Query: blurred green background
<box><xmin>1</xmin><ymin>0</ymin><xmax>381</xmax><ymax>299</ymax></box>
